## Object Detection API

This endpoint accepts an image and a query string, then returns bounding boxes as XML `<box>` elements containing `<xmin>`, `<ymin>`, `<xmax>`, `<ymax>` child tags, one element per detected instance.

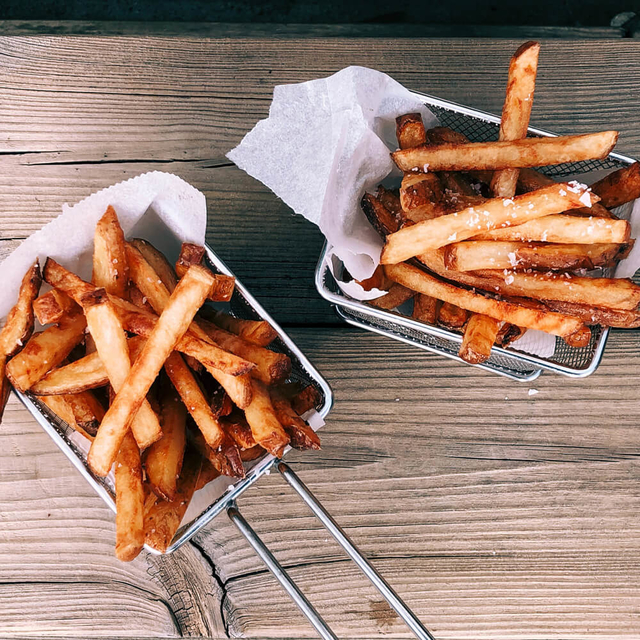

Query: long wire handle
<box><xmin>278</xmin><ymin>461</ymin><xmax>435</xmax><ymax>640</ymax></box>
<box><xmin>226</xmin><ymin>501</ymin><xmax>338</xmax><ymax>640</ymax></box>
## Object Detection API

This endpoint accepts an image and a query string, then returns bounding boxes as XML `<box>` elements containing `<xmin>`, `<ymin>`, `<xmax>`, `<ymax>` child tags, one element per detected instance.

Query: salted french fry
<box><xmin>385</xmin><ymin>262</ymin><xmax>585</xmax><ymax>339</ymax></box>
<box><xmin>144</xmin><ymin>449</ymin><xmax>202</xmax><ymax>553</ymax></box>
<box><xmin>221</xmin><ymin>412</ymin><xmax>256</xmax><ymax>450</ymax></box>
<box><xmin>472</xmin><ymin>214</ymin><xmax>629</xmax><ymax>244</ymax></box>
<box><xmin>244</xmin><ymin>380</ymin><xmax>290</xmax><ymax>458</ymax></box>
<box><xmin>129</xmin><ymin>285</ymin><xmax>155</xmax><ymax>314</ymax></box>
<box><xmin>175</xmin><ymin>243</ymin><xmax>235</xmax><ymax>302</ymax></box>
<box><xmin>81</xmin><ymin>290</ymin><xmax>162</xmax><ymax>451</ymax></box>
<box><xmin>361</xmin><ymin>192</ymin><xmax>399</xmax><ymax>237</ymax></box>
<box><xmin>399</xmin><ymin>173</ymin><xmax>448</xmax><ymax>223</ymax></box>
<box><xmin>33</xmin><ymin>289</ymin><xmax>79</xmax><ymax>326</ymax></box>
<box><xmin>491</xmin><ymin>42</ymin><xmax>540</xmax><ymax>197</ymax></box>
<box><xmin>0</xmin><ymin>261</ymin><xmax>41</xmax><ymax>357</ymax></box>
<box><xmin>6</xmin><ymin>311</ymin><xmax>87</xmax><ymax>392</ymax></box>
<box><xmin>459</xmin><ymin>314</ymin><xmax>501</xmax><ymax>364</ymax></box>
<box><xmin>444</xmin><ymin>240</ymin><xmax>629</xmax><ymax>272</ymax></box>
<box><xmin>63</xmin><ymin>391</ymin><xmax>105</xmax><ymax>438</ymax></box>
<box><xmin>196</xmin><ymin>318</ymin><xmax>290</xmax><ymax>385</ymax></box>
<box><xmin>376</xmin><ymin>186</ymin><xmax>403</xmax><ymax>217</ymax></box>
<box><xmin>590</xmin><ymin>162</ymin><xmax>640</xmax><ymax>209</ymax></box>
<box><xmin>370</xmin><ymin>283</ymin><xmax>415</xmax><ymax>310</ymax></box>
<box><xmin>392</xmin><ymin>131</ymin><xmax>618</xmax><ymax>173</ymax></box>
<box><xmin>145</xmin><ymin>386</ymin><xmax>186</xmax><ymax>501</ymax></box>
<box><xmin>88</xmin><ymin>265</ymin><xmax>215</xmax><ymax>476</ymax></box>
<box><xmin>396</xmin><ymin>112</ymin><xmax>427</xmax><ymax>149</ymax></box>
<box><xmin>163</xmin><ymin>351</ymin><xmax>225</xmax><ymax>449</ymax></box>
<box><xmin>437</xmin><ymin>302</ymin><xmax>468</xmax><ymax>329</ymax></box>
<box><xmin>542</xmin><ymin>300</ymin><xmax>640</xmax><ymax>328</ymax></box>
<box><xmin>31</xmin><ymin>336</ymin><xmax>145</xmax><ymax>396</ymax></box>
<box><xmin>381</xmin><ymin>183</ymin><xmax>600</xmax><ymax>264</ymax></box>
<box><xmin>93</xmin><ymin>206</ymin><xmax>129</xmax><ymax>298</ymax></box>
<box><xmin>412</xmin><ymin>293</ymin><xmax>439</xmax><ymax>325</ymax></box>
<box><xmin>129</xmin><ymin>238</ymin><xmax>178</xmax><ymax>293</ymax></box>
<box><xmin>271</xmin><ymin>392</ymin><xmax>321</xmax><ymax>451</ymax></box>
<box><xmin>198</xmin><ymin>307</ymin><xmax>277</xmax><ymax>347</ymax></box>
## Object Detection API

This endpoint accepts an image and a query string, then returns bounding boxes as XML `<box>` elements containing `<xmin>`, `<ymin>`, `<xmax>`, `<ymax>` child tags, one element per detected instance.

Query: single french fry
<box><xmin>210</xmin><ymin>385</ymin><xmax>233</xmax><ymax>419</ymax></box>
<box><xmin>198</xmin><ymin>307</ymin><xmax>277</xmax><ymax>347</ymax></box>
<box><xmin>244</xmin><ymin>380</ymin><xmax>290</xmax><ymax>458</ymax></box>
<box><xmin>145</xmin><ymin>386</ymin><xmax>186</xmax><ymax>501</ymax></box>
<box><xmin>491</xmin><ymin>42</ymin><xmax>540</xmax><ymax>197</ymax></box>
<box><xmin>496</xmin><ymin>323</ymin><xmax>526</xmax><ymax>346</ymax></box>
<box><xmin>129</xmin><ymin>285</ymin><xmax>155</xmax><ymax>314</ymax></box>
<box><xmin>240</xmin><ymin>445</ymin><xmax>266</xmax><ymax>462</ymax></box>
<box><xmin>392</xmin><ymin>131</ymin><xmax>618</xmax><ymax>173</ymax></box>
<box><xmin>63</xmin><ymin>391</ymin><xmax>105</xmax><ymax>438</ymax></box>
<box><xmin>381</xmin><ymin>183</ymin><xmax>600</xmax><ymax>264</ymax></box>
<box><xmin>33</xmin><ymin>289</ymin><xmax>79</xmax><ymax>326</ymax></box>
<box><xmin>385</xmin><ymin>262</ymin><xmax>585</xmax><ymax>338</ymax></box>
<box><xmin>542</xmin><ymin>299</ymin><xmax>640</xmax><ymax>329</ymax></box>
<box><xmin>175</xmin><ymin>243</ymin><xmax>235</xmax><ymax>302</ymax></box>
<box><xmin>221</xmin><ymin>412</ymin><xmax>257</xmax><ymax>450</ymax></box>
<box><xmin>399</xmin><ymin>173</ymin><xmax>448</xmax><ymax>223</ymax></box>
<box><xmin>129</xmin><ymin>238</ymin><xmax>178</xmax><ymax>293</ymax></box>
<box><xmin>290</xmin><ymin>384</ymin><xmax>322</xmax><ymax>416</ymax></box>
<box><xmin>472</xmin><ymin>214</ymin><xmax>629</xmax><ymax>244</ymax></box>
<box><xmin>437</xmin><ymin>302</ymin><xmax>468</xmax><ymax>329</ymax></box>
<box><xmin>361</xmin><ymin>192</ymin><xmax>399</xmax><ymax>237</ymax></box>
<box><xmin>444</xmin><ymin>240</ymin><xmax>628</xmax><ymax>272</ymax></box>
<box><xmin>31</xmin><ymin>336</ymin><xmax>145</xmax><ymax>396</ymax></box>
<box><xmin>376</xmin><ymin>186</ymin><xmax>403</xmax><ymax>217</ymax></box>
<box><xmin>370</xmin><ymin>283</ymin><xmax>415</xmax><ymax>310</ymax></box>
<box><xmin>412</xmin><ymin>293</ymin><xmax>440</xmax><ymax>325</ymax></box>
<box><xmin>196</xmin><ymin>318</ymin><xmax>290</xmax><ymax>385</ymax></box>
<box><xmin>93</xmin><ymin>206</ymin><xmax>129</xmax><ymax>298</ymax></box>
<box><xmin>6</xmin><ymin>311</ymin><xmax>87</xmax><ymax>392</ymax></box>
<box><xmin>188</xmin><ymin>427</ymin><xmax>244</xmax><ymax>478</ymax></box>
<box><xmin>88</xmin><ymin>265</ymin><xmax>215</xmax><ymax>476</ymax></box>
<box><xmin>271</xmin><ymin>391</ymin><xmax>321</xmax><ymax>451</ymax></box>
<box><xmin>459</xmin><ymin>314</ymin><xmax>501</xmax><ymax>364</ymax></box>
<box><xmin>396</xmin><ymin>112</ymin><xmax>427</xmax><ymax>149</ymax></box>
<box><xmin>163</xmin><ymin>351</ymin><xmax>225</xmax><ymax>449</ymax></box>
<box><xmin>144</xmin><ymin>449</ymin><xmax>202</xmax><ymax>553</ymax></box>
<box><xmin>590</xmin><ymin>162</ymin><xmax>640</xmax><ymax>209</ymax></box>
<box><xmin>40</xmin><ymin>394</ymin><xmax>84</xmax><ymax>434</ymax></box>
<box><xmin>81</xmin><ymin>290</ymin><xmax>162</xmax><ymax>451</ymax></box>
<box><xmin>0</xmin><ymin>261</ymin><xmax>41</xmax><ymax>357</ymax></box>
<box><xmin>472</xmin><ymin>269</ymin><xmax>640</xmax><ymax>311</ymax></box>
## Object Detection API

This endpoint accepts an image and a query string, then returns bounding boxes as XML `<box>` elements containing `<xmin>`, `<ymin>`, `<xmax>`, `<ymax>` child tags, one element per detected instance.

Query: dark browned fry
<box><xmin>221</xmin><ymin>411</ymin><xmax>256</xmax><ymax>450</ymax></box>
<box><xmin>198</xmin><ymin>306</ymin><xmax>277</xmax><ymax>347</ymax></box>
<box><xmin>437</xmin><ymin>302</ymin><xmax>468</xmax><ymax>329</ymax></box>
<box><xmin>376</xmin><ymin>186</ymin><xmax>403</xmax><ymax>217</ymax></box>
<box><xmin>271</xmin><ymin>391</ymin><xmax>321</xmax><ymax>451</ymax></box>
<box><xmin>244</xmin><ymin>379</ymin><xmax>290</xmax><ymax>457</ymax></box>
<box><xmin>590</xmin><ymin>162</ymin><xmax>640</xmax><ymax>209</ymax></box>
<box><xmin>64</xmin><ymin>391</ymin><xmax>105</xmax><ymax>437</ymax></box>
<box><xmin>361</xmin><ymin>192</ymin><xmax>400</xmax><ymax>237</ymax></box>
<box><xmin>412</xmin><ymin>293</ymin><xmax>440</xmax><ymax>325</ymax></box>
<box><xmin>495</xmin><ymin>323</ymin><xmax>527</xmax><ymax>346</ymax></box>
<box><xmin>396</xmin><ymin>113</ymin><xmax>427</xmax><ymax>149</ymax></box>
<box><xmin>370</xmin><ymin>283</ymin><xmax>415</xmax><ymax>310</ymax></box>
<box><xmin>290</xmin><ymin>384</ymin><xmax>322</xmax><ymax>416</ymax></box>
<box><xmin>175</xmin><ymin>243</ymin><xmax>235</xmax><ymax>302</ymax></box>
<box><xmin>542</xmin><ymin>300</ymin><xmax>640</xmax><ymax>328</ymax></box>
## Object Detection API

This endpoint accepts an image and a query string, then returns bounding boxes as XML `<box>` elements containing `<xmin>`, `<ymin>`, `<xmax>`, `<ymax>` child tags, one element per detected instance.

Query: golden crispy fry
<box><xmin>0</xmin><ymin>261</ymin><xmax>41</xmax><ymax>357</ymax></box>
<box><xmin>163</xmin><ymin>351</ymin><xmax>225</xmax><ymax>449</ymax></box>
<box><xmin>590</xmin><ymin>162</ymin><xmax>640</xmax><ymax>209</ymax></box>
<box><xmin>33</xmin><ymin>289</ymin><xmax>79</xmax><ymax>326</ymax></box>
<box><xmin>63</xmin><ymin>391</ymin><xmax>105</xmax><ymax>438</ymax></box>
<box><xmin>542</xmin><ymin>300</ymin><xmax>640</xmax><ymax>328</ymax></box>
<box><xmin>361</xmin><ymin>192</ymin><xmax>399</xmax><ymax>237</ymax></box>
<box><xmin>145</xmin><ymin>386</ymin><xmax>186</xmax><ymax>501</ymax></box>
<box><xmin>88</xmin><ymin>265</ymin><xmax>214</xmax><ymax>476</ymax></box>
<box><xmin>196</xmin><ymin>318</ymin><xmax>290</xmax><ymax>385</ymax></box>
<box><xmin>472</xmin><ymin>214</ymin><xmax>629</xmax><ymax>244</ymax></box>
<box><xmin>31</xmin><ymin>336</ymin><xmax>145</xmax><ymax>396</ymax></box>
<box><xmin>93</xmin><ymin>206</ymin><xmax>129</xmax><ymax>298</ymax></box>
<box><xmin>144</xmin><ymin>448</ymin><xmax>202</xmax><ymax>553</ymax></box>
<box><xmin>437</xmin><ymin>302</ymin><xmax>468</xmax><ymax>329</ymax></box>
<box><xmin>198</xmin><ymin>308</ymin><xmax>277</xmax><ymax>347</ymax></box>
<box><xmin>81</xmin><ymin>290</ymin><xmax>162</xmax><ymax>450</ymax></box>
<box><xmin>472</xmin><ymin>269</ymin><xmax>640</xmax><ymax>311</ymax></box>
<box><xmin>381</xmin><ymin>183</ymin><xmax>599</xmax><ymax>264</ymax></box>
<box><xmin>444</xmin><ymin>240</ymin><xmax>628</xmax><ymax>272</ymax></box>
<box><xmin>175</xmin><ymin>243</ymin><xmax>235</xmax><ymax>302</ymax></box>
<box><xmin>6</xmin><ymin>311</ymin><xmax>86</xmax><ymax>392</ymax></box>
<box><xmin>385</xmin><ymin>262</ymin><xmax>585</xmax><ymax>338</ymax></box>
<box><xmin>369</xmin><ymin>283</ymin><xmax>415</xmax><ymax>310</ymax></box>
<box><xmin>392</xmin><ymin>131</ymin><xmax>618</xmax><ymax>173</ymax></box>
<box><xmin>491</xmin><ymin>42</ymin><xmax>540</xmax><ymax>197</ymax></box>
<box><xmin>43</xmin><ymin>258</ymin><xmax>98</xmax><ymax>301</ymax></box>
<box><xmin>412</xmin><ymin>293</ymin><xmax>440</xmax><ymax>325</ymax></box>
<box><xmin>459</xmin><ymin>314</ymin><xmax>501</xmax><ymax>364</ymax></box>
<box><xmin>396</xmin><ymin>112</ymin><xmax>427</xmax><ymax>149</ymax></box>
<box><xmin>126</xmin><ymin>242</ymin><xmax>173</xmax><ymax>311</ymax></box>
<box><xmin>271</xmin><ymin>392</ymin><xmax>321</xmax><ymax>451</ymax></box>
<box><xmin>244</xmin><ymin>379</ymin><xmax>290</xmax><ymax>458</ymax></box>
<box><xmin>221</xmin><ymin>411</ymin><xmax>257</xmax><ymax>450</ymax></box>
<box><xmin>129</xmin><ymin>238</ymin><xmax>178</xmax><ymax>293</ymax></box>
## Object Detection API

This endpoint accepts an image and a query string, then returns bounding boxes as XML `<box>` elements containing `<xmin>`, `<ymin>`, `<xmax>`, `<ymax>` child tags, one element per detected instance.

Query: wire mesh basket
<box><xmin>315</xmin><ymin>91</ymin><xmax>638</xmax><ymax>381</ymax></box>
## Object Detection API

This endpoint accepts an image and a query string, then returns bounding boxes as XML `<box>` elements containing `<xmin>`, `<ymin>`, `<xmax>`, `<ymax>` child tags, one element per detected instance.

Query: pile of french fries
<box><xmin>360</xmin><ymin>41</ymin><xmax>640</xmax><ymax>365</ymax></box>
<box><xmin>0</xmin><ymin>207</ymin><xmax>321</xmax><ymax>560</ymax></box>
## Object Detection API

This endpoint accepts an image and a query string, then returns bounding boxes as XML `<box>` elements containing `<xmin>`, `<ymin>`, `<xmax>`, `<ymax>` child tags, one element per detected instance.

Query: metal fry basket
<box><xmin>315</xmin><ymin>91</ymin><xmax>639</xmax><ymax>381</ymax></box>
<box><xmin>15</xmin><ymin>242</ymin><xmax>435</xmax><ymax>640</ymax></box>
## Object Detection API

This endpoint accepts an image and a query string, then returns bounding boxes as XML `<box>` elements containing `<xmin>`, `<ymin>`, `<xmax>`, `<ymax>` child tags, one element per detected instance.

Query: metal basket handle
<box><xmin>227</xmin><ymin>461</ymin><xmax>434</xmax><ymax>640</ymax></box>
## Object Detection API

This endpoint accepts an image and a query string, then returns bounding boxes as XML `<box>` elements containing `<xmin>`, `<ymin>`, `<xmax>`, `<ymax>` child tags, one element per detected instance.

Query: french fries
<box><xmin>590</xmin><ymin>162</ymin><xmax>640</xmax><ymax>209</ymax></box>
<box><xmin>93</xmin><ymin>206</ymin><xmax>129</xmax><ymax>298</ymax></box>
<box><xmin>175</xmin><ymin>242</ymin><xmax>235</xmax><ymax>302</ymax></box>
<box><xmin>244</xmin><ymin>380</ymin><xmax>290</xmax><ymax>457</ymax></box>
<box><xmin>271</xmin><ymin>391</ymin><xmax>321</xmax><ymax>451</ymax></box>
<box><xmin>458</xmin><ymin>314</ymin><xmax>501</xmax><ymax>364</ymax></box>
<box><xmin>437</xmin><ymin>302</ymin><xmax>468</xmax><ymax>329</ymax></box>
<box><xmin>370</xmin><ymin>283</ymin><xmax>414</xmax><ymax>310</ymax></box>
<box><xmin>382</xmin><ymin>182</ymin><xmax>601</xmax><ymax>263</ymax></box>
<box><xmin>198</xmin><ymin>307</ymin><xmax>277</xmax><ymax>347</ymax></box>
<box><xmin>412</xmin><ymin>293</ymin><xmax>439</xmax><ymax>325</ymax></box>
<box><xmin>361</xmin><ymin>192</ymin><xmax>399</xmax><ymax>237</ymax></box>
<box><xmin>33</xmin><ymin>289</ymin><xmax>78</xmax><ymax>325</ymax></box>
<box><xmin>129</xmin><ymin>238</ymin><xmax>178</xmax><ymax>293</ymax></box>
<box><xmin>64</xmin><ymin>391</ymin><xmax>105</xmax><ymax>438</ymax></box>
<box><xmin>392</xmin><ymin>131</ymin><xmax>618</xmax><ymax>173</ymax></box>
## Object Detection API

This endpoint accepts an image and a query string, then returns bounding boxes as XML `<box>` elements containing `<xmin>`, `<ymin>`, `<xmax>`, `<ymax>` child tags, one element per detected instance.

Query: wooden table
<box><xmin>1</xmin><ymin>24</ymin><xmax>640</xmax><ymax>639</ymax></box>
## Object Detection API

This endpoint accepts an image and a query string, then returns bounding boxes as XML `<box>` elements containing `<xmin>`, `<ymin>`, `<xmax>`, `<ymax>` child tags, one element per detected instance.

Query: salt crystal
<box><xmin>528</xmin><ymin>203</ymin><xmax>534</xmax><ymax>209</ymax></box>
<box><xmin>423</xmin><ymin>164</ymin><xmax>429</xmax><ymax>172</ymax></box>
<box><xmin>112</xmin><ymin>259</ymin><xmax>118</xmax><ymax>264</ymax></box>
<box><xmin>541</xmin><ymin>230</ymin><xmax>548</xmax><ymax>242</ymax></box>
<box><xmin>142</xmin><ymin>297</ymin><xmax>148</xmax><ymax>304</ymax></box>
<box><xmin>448</xmin><ymin>233</ymin><xmax>457</xmax><ymax>241</ymax></box>
<box><xmin>528</xmin><ymin>388</ymin><xmax>539</xmax><ymax>396</ymax></box>
<box><xmin>505</xmin><ymin>275</ymin><xmax>514</xmax><ymax>285</ymax></box>
<box><xmin>503</xmin><ymin>199</ymin><xmax>514</xmax><ymax>207</ymax></box>
<box><xmin>507</xmin><ymin>252</ymin><xmax>518</xmax><ymax>267</ymax></box>
<box><xmin>579</xmin><ymin>191</ymin><xmax>592</xmax><ymax>207</ymax></box>
<box><xmin>559</xmin><ymin>189</ymin><xmax>567</xmax><ymax>196</ymax></box>
<box><xmin>16</xmin><ymin>338</ymin><xmax>22</xmax><ymax>346</ymax></box>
